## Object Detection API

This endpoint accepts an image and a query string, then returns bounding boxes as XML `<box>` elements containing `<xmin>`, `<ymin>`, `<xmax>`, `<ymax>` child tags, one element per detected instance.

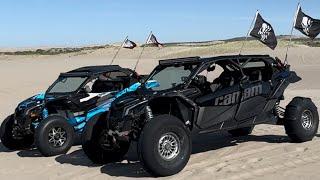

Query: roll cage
<box><xmin>145</xmin><ymin>55</ymin><xmax>280</xmax><ymax>92</ymax></box>
<box><xmin>45</xmin><ymin>65</ymin><xmax>139</xmax><ymax>96</ymax></box>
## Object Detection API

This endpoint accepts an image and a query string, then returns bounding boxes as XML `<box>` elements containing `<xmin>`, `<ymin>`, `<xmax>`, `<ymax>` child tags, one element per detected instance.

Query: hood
<box><xmin>115</xmin><ymin>80</ymin><xmax>160</xmax><ymax>98</ymax></box>
<box><xmin>16</xmin><ymin>93</ymin><xmax>55</xmax><ymax>111</ymax></box>
<box><xmin>17</xmin><ymin>93</ymin><xmax>45</xmax><ymax>110</ymax></box>
<box><xmin>111</xmin><ymin>80</ymin><xmax>160</xmax><ymax>109</ymax></box>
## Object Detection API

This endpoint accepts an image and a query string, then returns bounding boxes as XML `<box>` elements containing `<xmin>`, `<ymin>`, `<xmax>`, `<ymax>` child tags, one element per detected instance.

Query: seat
<box><xmin>249</xmin><ymin>70</ymin><xmax>262</xmax><ymax>82</ymax></box>
<box><xmin>210</xmin><ymin>72</ymin><xmax>234</xmax><ymax>93</ymax></box>
<box><xmin>92</xmin><ymin>80</ymin><xmax>114</xmax><ymax>93</ymax></box>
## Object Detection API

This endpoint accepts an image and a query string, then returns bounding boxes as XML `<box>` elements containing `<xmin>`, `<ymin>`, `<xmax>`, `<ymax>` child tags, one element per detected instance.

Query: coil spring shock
<box><xmin>146</xmin><ymin>106</ymin><xmax>153</xmax><ymax>120</ymax></box>
<box><xmin>275</xmin><ymin>103</ymin><xmax>285</xmax><ymax>118</ymax></box>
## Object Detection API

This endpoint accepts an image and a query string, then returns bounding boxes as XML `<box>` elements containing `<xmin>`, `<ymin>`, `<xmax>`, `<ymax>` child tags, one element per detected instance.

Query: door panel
<box><xmin>195</xmin><ymin>84</ymin><xmax>241</xmax><ymax>129</ymax></box>
<box><xmin>236</xmin><ymin>96</ymin><xmax>266</xmax><ymax>121</ymax></box>
<box><xmin>235</xmin><ymin>81</ymin><xmax>271</xmax><ymax>122</ymax></box>
<box><xmin>197</xmin><ymin>105</ymin><xmax>238</xmax><ymax>129</ymax></box>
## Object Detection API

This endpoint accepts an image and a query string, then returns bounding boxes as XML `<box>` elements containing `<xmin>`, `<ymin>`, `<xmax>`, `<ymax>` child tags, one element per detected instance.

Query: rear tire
<box><xmin>284</xmin><ymin>97</ymin><xmax>319</xmax><ymax>143</ymax></box>
<box><xmin>82</xmin><ymin>118</ymin><xmax>130</xmax><ymax>164</ymax></box>
<box><xmin>138</xmin><ymin>115</ymin><xmax>191</xmax><ymax>177</ymax></box>
<box><xmin>0</xmin><ymin>115</ymin><xmax>34</xmax><ymax>150</ymax></box>
<box><xmin>228</xmin><ymin>126</ymin><xmax>254</xmax><ymax>137</ymax></box>
<box><xmin>35</xmin><ymin>115</ymin><xmax>75</xmax><ymax>156</ymax></box>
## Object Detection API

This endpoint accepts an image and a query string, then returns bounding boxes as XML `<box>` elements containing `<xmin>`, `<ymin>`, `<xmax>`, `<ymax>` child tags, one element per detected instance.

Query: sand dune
<box><xmin>0</xmin><ymin>46</ymin><xmax>320</xmax><ymax>180</ymax></box>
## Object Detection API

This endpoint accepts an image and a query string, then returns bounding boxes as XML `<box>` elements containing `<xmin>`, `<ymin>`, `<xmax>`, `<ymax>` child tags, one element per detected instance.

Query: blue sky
<box><xmin>0</xmin><ymin>0</ymin><xmax>319</xmax><ymax>47</ymax></box>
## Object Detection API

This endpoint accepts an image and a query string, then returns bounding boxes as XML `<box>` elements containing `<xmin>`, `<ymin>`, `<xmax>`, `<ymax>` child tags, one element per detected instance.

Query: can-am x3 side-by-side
<box><xmin>82</xmin><ymin>55</ymin><xmax>318</xmax><ymax>176</ymax></box>
<box><xmin>0</xmin><ymin>65</ymin><xmax>157</xmax><ymax>156</ymax></box>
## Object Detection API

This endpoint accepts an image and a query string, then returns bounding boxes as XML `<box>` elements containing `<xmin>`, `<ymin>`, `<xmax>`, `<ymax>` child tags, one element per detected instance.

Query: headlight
<box><xmin>30</xmin><ymin>111</ymin><xmax>39</xmax><ymax>118</ymax></box>
<box><xmin>26</xmin><ymin>105</ymin><xmax>43</xmax><ymax>118</ymax></box>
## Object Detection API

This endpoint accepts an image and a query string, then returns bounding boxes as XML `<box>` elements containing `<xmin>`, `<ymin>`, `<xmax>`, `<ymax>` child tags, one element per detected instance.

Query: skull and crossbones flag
<box><xmin>250</xmin><ymin>12</ymin><xmax>278</xmax><ymax>50</ymax></box>
<box><xmin>122</xmin><ymin>39</ymin><xmax>137</xmax><ymax>49</ymax></box>
<box><xmin>294</xmin><ymin>6</ymin><xmax>320</xmax><ymax>39</ymax></box>
<box><xmin>147</xmin><ymin>33</ymin><xmax>163</xmax><ymax>47</ymax></box>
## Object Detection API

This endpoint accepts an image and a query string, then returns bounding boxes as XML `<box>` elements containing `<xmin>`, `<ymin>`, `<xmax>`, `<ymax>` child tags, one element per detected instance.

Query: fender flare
<box><xmin>81</xmin><ymin>112</ymin><xmax>107</xmax><ymax>143</ymax></box>
<box><xmin>148</xmin><ymin>94</ymin><xmax>198</xmax><ymax>129</ymax></box>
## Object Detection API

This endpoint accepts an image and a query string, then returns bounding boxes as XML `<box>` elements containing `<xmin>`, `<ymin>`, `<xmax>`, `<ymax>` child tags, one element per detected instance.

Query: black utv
<box><xmin>82</xmin><ymin>55</ymin><xmax>319</xmax><ymax>176</ymax></box>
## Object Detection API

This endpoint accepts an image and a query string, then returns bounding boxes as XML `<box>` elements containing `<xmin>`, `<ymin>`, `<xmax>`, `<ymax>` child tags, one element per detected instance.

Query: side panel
<box><xmin>235</xmin><ymin>82</ymin><xmax>272</xmax><ymax>123</ymax></box>
<box><xmin>195</xmin><ymin>85</ymin><xmax>240</xmax><ymax>130</ymax></box>
<box><xmin>197</xmin><ymin>106</ymin><xmax>238</xmax><ymax>130</ymax></box>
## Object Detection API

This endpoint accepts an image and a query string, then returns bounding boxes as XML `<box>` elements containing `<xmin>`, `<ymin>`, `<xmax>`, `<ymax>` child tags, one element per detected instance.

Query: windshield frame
<box><xmin>146</xmin><ymin>63</ymin><xmax>202</xmax><ymax>91</ymax></box>
<box><xmin>46</xmin><ymin>74</ymin><xmax>90</xmax><ymax>95</ymax></box>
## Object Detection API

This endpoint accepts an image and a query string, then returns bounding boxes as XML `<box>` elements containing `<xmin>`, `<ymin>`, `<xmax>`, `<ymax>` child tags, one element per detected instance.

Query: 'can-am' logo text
<box><xmin>214</xmin><ymin>85</ymin><xmax>262</xmax><ymax>106</ymax></box>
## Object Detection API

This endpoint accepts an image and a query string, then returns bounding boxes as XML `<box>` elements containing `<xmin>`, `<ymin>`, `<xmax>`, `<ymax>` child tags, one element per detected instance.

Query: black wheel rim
<box><xmin>99</xmin><ymin>130</ymin><xmax>116</xmax><ymax>151</ymax></box>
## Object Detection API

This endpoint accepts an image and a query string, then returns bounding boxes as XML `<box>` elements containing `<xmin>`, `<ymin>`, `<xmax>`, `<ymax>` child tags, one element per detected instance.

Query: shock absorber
<box><xmin>145</xmin><ymin>106</ymin><xmax>153</xmax><ymax>121</ymax></box>
<box><xmin>275</xmin><ymin>103</ymin><xmax>285</xmax><ymax>118</ymax></box>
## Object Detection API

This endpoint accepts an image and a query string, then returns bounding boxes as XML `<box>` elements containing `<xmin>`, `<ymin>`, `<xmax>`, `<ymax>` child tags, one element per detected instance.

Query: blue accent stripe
<box><xmin>36</xmin><ymin>80</ymin><xmax>160</xmax><ymax>133</ymax></box>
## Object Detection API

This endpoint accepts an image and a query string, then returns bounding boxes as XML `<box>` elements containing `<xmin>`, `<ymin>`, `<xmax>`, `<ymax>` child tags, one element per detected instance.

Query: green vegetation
<box><xmin>288</xmin><ymin>38</ymin><xmax>320</xmax><ymax>47</ymax></box>
<box><xmin>1</xmin><ymin>37</ymin><xmax>319</xmax><ymax>56</ymax></box>
<box><xmin>0</xmin><ymin>45</ymin><xmax>109</xmax><ymax>56</ymax></box>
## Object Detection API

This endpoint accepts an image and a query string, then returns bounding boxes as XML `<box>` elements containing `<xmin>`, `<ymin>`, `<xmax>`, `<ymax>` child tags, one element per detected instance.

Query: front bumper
<box><xmin>13</xmin><ymin>104</ymin><xmax>44</xmax><ymax>133</ymax></box>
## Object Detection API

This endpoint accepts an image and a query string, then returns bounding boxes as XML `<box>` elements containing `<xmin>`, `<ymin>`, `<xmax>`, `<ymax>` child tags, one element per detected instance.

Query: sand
<box><xmin>0</xmin><ymin>46</ymin><xmax>320</xmax><ymax>180</ymax></box>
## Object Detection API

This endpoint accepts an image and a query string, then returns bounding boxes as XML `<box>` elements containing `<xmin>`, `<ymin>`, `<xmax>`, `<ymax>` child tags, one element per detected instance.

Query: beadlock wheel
<box><xmin>0</xmin><ymin>114</ymin><xmax>34</xmax><ymax>150</ymax></box>
<box><xmin>48</xmin><ymin>127</ymin><xmax>67</xmax><ymax>147</ymax></box>
<box><xmin>35</xmin><ymin>115</ymin><xmax>74</xmax><ymax>156</ymax></box>
<box><xmin>158</xmin><ymin>132</ymin><xmax>180</xmax><ymax>161</ymax></box>
<box><xmin>284</xmin><ymin>97</ymin><xmax>319</xmax><ymax>143</ymax></box>
<box><xmin>81</xmin><ymin>117</ymin><xmax>130</xmax><ymax>164</ymax></box>
<box><xmin>301</xmin><ymin>110</ymin><xmax>313</xmax><ymax>130</ymax></box>
<box><xmin>138</xmin><ymin>114</ymin><xmax>191</xmax><ymax>177</ymax></box>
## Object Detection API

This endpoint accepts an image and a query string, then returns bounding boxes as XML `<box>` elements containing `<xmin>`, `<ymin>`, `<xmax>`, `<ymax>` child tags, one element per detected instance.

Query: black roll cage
<box><xmin>45</xmin><ymin>68</ymin><xmax>134</xmax><ymax>97</ymax></box>
<box><xmin>185</xmin><ymin>57</ymin><xmax>244</xmax><ymax>88</ymax></box>
<box><xmin>144</xmin><ymin>55</ymin><xmax>277</xmax><ymax>92</ymax></box>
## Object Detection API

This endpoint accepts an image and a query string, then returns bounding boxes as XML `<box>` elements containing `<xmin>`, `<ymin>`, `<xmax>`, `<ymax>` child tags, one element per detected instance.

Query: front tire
<box><xmin>35</xmin><ymin>115</ymin><xmax>74</xmax><ymax>156</ymax></box>
<box><xmin>0</xmin><ymin>115</ymin><xmax>34</xmax><ymax>150</ymax></box>
<box><xmin>82</xmin><ymin>117</ymin><xmax>130</xmax><ymax>164</ymax></box>
<box><xmin>138</xmin><ymin>115</ymin><xmax>191</xmax><ymax>177</ymax></box>
<box><xmin>284</xmin><ymin>97</ymin><xmax>319</xmax><ymax>142</ymax></box>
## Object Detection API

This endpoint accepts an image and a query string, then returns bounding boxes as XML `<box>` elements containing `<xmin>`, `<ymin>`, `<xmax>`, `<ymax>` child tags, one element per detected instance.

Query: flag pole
<box><xmin>239</xmin><ymin>10</ymin><xmax>259</xmax><ymax>55</ymax></box>
<box><xmin>110</xmin><ymin>36</ymin><xmax>128</xmax><ymax>65</ymax></box>
<box><xmin>284</xmin><ymin>2</ymin><xmax>300</xmax><ymax>65</ymax></box>
<box><xmin>134</xmin><ymin>31</ymin><xmax>152</xmax><ymax>71</ymax></box>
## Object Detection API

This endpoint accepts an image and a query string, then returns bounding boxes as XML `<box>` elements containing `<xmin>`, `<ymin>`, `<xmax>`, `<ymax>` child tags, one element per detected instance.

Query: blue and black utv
<box><xmin>0</xmin><ymin>65</ymin><xmax>158</xmax><ymax>156</ymax></box>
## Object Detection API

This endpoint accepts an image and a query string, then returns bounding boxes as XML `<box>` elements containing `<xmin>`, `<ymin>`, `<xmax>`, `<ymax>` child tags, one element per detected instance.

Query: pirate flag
<box><xmin>147</xmin><ymin>34</ymin><xmax>163</xmax><ymax>47</ymax></box>
<box><xmin>250</xmin><ymin>12</ymin><xmax>278</xmax><ymax>50</ymax></box>
<box><xmin>122</xmin><ymin>39</ymin><xmax>137</xmax><ymax>49</ymax></box>
<box><xmin>294</xmin><ymin>6</ymin><xmax>320</xmax><ymax>39</ymax></box>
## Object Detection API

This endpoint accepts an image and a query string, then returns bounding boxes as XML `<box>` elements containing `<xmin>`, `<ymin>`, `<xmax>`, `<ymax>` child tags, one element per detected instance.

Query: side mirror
<box><xmin>145</xmin><ymin>80</ymin><xmax>160</xmax><ymax>89</ymax></box>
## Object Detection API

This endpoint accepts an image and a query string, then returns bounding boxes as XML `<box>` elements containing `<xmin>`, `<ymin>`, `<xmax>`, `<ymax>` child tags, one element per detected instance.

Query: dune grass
<box><xmin>0</xmin><ymin>45</ymin><xmax>108</xmax><ymax>56</ymax></box>
<box><xmin>0</xmin><ymin>38</ymin><xmax>318</xmax><ymax>56</ymax></box>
